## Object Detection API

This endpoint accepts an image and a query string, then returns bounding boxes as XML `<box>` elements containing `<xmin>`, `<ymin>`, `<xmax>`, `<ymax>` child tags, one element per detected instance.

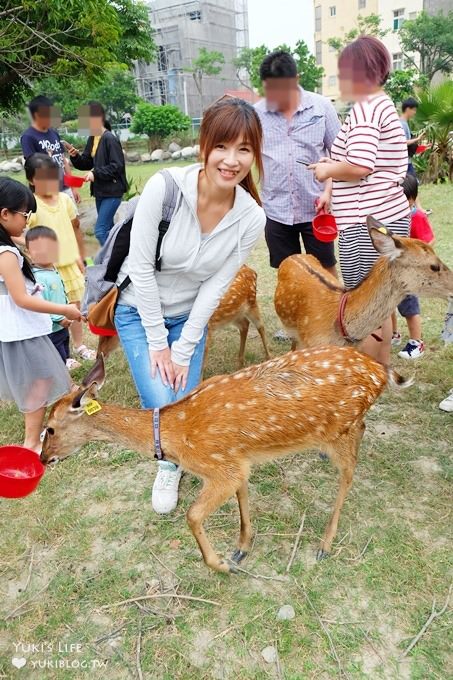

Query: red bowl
<box><xmin>0</xmin><ymin>446</ymin><xmax>45</xmax><ymax>498</ymax></box>
<box><xmin>88</xmin><ymin>322</ymin><xmax>117</xmax><ymax>337</ymax></box>
<box><xmin>313</xmin><ymin>212</ymin><xmax>338</xmax><ymax>242</ymax></box>
<box><xmin>63</xmin><ymin>174</ymin><xmax>85</xmax><ymax>188</ymax></box>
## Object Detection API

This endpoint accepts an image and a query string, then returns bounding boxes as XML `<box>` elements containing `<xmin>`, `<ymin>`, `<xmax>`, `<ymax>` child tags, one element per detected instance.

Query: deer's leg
<box><xmin>231</xmin><ymin>479</ymin><xmax>252</xmax><ymax>564</ymax></box>
<box><xmin>291</xmin><ymin>339</ymin><xmax>298</xmax><ymax>352</ymax></box>
<box><xmin>247</xmin><ymin>305</ymin><xmax>271</xmax><ymax>360</ymax></box>
<box><xmin>186</xmin><ymin>479</ymin><xmax>242</xmax><ymax>574</ymax></box>
<box><xmin>236</xmin><ymin>318</ymin><xmax>250</xmax><ymax>368</ymax></box>
<box><xmin>317</xmin><ymin>422</ymin><xmax>364</xmax><ymax>560</ymax></box>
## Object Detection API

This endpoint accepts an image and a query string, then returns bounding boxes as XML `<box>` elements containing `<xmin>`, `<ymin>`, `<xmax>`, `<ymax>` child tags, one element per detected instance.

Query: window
<box><xmin>315</xmin><ymin>40</ymin><xmax>322</xmax><ymax>65</ymax></box>
<box><xmin>157</xmin><ymin>45</ymin><xmax>168</xmax><ymax>72</ymax></box>
<box><xmin>393</xmin><ymin>9</ymin><xmax>405</xmax><ymax>31</ymax></box>
<box><xmin>328</xmin><ymin>75</ymin><xmax>337</xmax><ymax>87</ymax></box>
<box><xmin>392</xmin><ymin>53</ymin><xmax>404</xmax><ymax>70</ymax></box>
<box><xmin>188</xmin><ymin>10</ymin><xmax>201</xmax><ymax>21</ymax></box>
<box><xmin>358</xmin><ymin>0</ymin><xmax>366</xmax><ymax>8</ymax></box>
<box><xmin>315</xmin><ymin>5</ymin><xmax>321</xmax><ymax>32</ymax></box>
<box><xmin>329</xmin><ymin>6</ymin><xmax>336</xmax><ymax>16</ymax></box>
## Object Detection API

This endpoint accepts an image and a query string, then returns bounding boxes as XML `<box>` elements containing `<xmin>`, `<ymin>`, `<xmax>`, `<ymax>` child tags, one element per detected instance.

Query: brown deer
<box><xmin>204</xmin><ymin>265</ymin><xmax>270</xmax><ymax>371</ymax></box>
<box><xmin>275</xmin><ymin>216</ymin><xmax>453</xmax><ymax>349</ymax></box>
<box><xmin>96</xmin><ymin>265</ymin><xmax>271</xmax><ymax>367</ymax></box>
<box><xmin>41</xmin><ymin>350</ymin><xmax>410</xmax><ymax>574</ymax></box>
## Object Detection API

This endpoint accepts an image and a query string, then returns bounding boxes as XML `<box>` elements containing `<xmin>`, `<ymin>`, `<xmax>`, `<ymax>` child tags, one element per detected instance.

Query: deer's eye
<box><xmin>430</xmin><ymin>264</ymin><xmax>440</xmax><ymax>272</ymax></box>
<box><xmin>47</xmin><ymin>427</ymin><xmax>55</xmax><ymax>435</ymax></box>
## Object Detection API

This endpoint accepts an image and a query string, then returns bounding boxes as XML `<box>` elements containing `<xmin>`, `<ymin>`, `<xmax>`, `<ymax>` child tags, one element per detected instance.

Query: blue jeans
<box><xmin>95</xmin><ymin>196</ymin><xmax>122</xmax><ymax>245</ymax></box>
<box><xmin>114</xmin><ymin>304</ymin><xmax>207</xmax><ymax>409</ymax></box>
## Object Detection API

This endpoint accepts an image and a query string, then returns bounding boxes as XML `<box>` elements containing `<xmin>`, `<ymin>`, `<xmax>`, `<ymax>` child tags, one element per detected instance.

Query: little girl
<box><xmin>24</xmin><ymin>152</ymin><xmax>96</xmax><ymax>368</ymax></box>
<box><xmin>0</xmin><ymin>178</ymin><xmax>82</xmax><ymax>451</ymax></box>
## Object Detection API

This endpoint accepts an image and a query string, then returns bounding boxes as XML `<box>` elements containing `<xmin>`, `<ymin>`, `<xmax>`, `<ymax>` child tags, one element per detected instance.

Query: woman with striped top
<box><xmin>310</xmin><ymin>36</ymin><xmax>410</xmax><ymax>365</ymax></box>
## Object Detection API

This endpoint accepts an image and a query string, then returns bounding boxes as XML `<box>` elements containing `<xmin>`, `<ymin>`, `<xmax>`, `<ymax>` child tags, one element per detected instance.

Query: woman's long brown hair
<box><xmin>199</xmin><ymin>97</ymin><xmax>263</xmax><ymax>206</ymax></box>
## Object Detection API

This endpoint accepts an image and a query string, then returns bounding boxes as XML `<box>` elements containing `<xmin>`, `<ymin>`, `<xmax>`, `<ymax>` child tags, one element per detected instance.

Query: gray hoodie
<box><xmin>118</xmin><ymin>163</ymin><xmax>266</xmax><ymax>366</ymax></box>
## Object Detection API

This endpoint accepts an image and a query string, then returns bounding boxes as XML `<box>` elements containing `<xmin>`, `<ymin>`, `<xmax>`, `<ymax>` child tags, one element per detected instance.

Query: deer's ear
<box><xmin>81</xmin><ymin>354</ymin><xmax>106</xmax><ymax>390</ymax></box>
<box><xmin>367</xmin><ymin>215</ymin><xmax>402</xmax><ymax>261</ymax></box>
<box><xmin>70</xmin><ymin>382</ymin><xmax>99</xmax><ymax>411</ymax></box>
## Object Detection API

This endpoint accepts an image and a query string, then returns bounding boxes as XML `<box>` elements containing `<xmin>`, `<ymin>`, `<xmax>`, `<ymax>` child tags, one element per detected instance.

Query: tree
<box><xmin>131</xmin><ymin>102</ymin><xmax>191</xmax><ymax>150</ymax></box>
<box><xmin>293</xmin><ymin>40</ymin><xmax>324</xmax><ymax>92</ymax></box>
<box><xmin>233</xmin><ymin>45</ymin><xmax>269</xmax><ymax>92</ymax></box>
<box><xmin>384</xmin><ymin>70</ymin><xmax>419</xmax><ymax>105</ymax></box>
<box><xmin>414</xmin><ymin>80</ymin><xmax>453</xmax><ymax>182</ymax></box>
<box><xmin>327</xmin><ymin>14</ymin><xmax>389</xmax><ymax>53</ymax></box>
<box><xmin>399</xmin><ymin>11</ymin><xmax>453</xmax><ymax>82</ymax></box>
<box><xmin>0</xmin><ymin>0</ymin><xmax>155</xmax><ymax>113</ymax></box>
<box><xmin>187</xmin><ymin>48</ymin><xmax>225</xmax><ymax>115</ymax></box>
<box><xmin>89</xmin><ymin>67</ymin><xmax>139</xmax><ymax>125</ymax></box>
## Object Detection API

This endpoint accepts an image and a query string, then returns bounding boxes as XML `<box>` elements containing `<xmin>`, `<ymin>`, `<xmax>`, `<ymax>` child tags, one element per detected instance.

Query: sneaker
<box><xmin>76</xmin><ymin>344</ymin><xmax>96</xmax><ymax>361</ymax></box>
<box><xmin>273</xmin><ymin>328</ymin><xmax>291</xmax><ymax>342</ymax></box>
<box><xmin>439</xmin><ymin>389</ymin><xmax>453</xmax><ymax>413</ymax></box>
<box><xmin>152</xmin><ymin>462</ymin><xmax>182</xmax><ymax>514</ymax></box>
<box><xmin>391</xmin><ymin>331</ymin><xmax>402</xmax><ymax>346</ymax></box>
<box><xmin>66</xmin><ymin>357</ymin><xmax>82</xmax><ymax>371</ymax></box>
<box><xmin>425</xmin><ymin>209</ymin><xmax>433</xmax><ymax>216</ymax></box>
<box><xmin>398</xmin><ymin>339</ymin><xmax>425</xmax><ymax>359</ymax></box>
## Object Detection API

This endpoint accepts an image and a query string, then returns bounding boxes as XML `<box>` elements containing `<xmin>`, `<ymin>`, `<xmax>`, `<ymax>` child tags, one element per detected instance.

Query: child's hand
<box><xmin>65</xmin><ymin>304</ymin><xmax>83</xmax><ymax>321</ymax></box>
<box><xmin>60</xmin><ymin>318</ymin><xmax>72</xmax><ymax>329</ymax></box>
<box><xmin>76</xmin><ymin>257</ymin><xmax>85</xmax><ymax>274</ymax></box>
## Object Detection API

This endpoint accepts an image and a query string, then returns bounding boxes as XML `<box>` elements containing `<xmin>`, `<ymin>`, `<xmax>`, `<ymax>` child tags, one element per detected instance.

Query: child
<box><xmin>26</xmin><ymin>226</ymin><xmax>72</xmax><ymax>366</ymax></box>
<box><xmin>0</xmin><ymin>178</ymin><xmax>82</xmax><ymax>451</ymax></box>
<box><xmin>391</xmin><ymin>174</ymin><xmax>435</xmax><ymax>359</ymax></box>
<box><xmin>24</xmin><ymin>153</ymin><xmax>96</xmax><ymax>366</ymax></box>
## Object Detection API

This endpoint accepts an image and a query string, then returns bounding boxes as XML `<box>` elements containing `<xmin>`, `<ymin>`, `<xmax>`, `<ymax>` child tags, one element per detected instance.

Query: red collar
<box><xmin>337</xmin><ymin>293</ymin><xmax>382</xmax><ymax>343</ymax></box>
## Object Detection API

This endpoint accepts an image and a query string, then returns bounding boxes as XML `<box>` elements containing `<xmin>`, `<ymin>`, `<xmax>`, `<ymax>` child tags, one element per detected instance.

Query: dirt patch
<box><xmin>369</xmin><ymin>421</ymin><xmax>402</xmax><ymax>439</ymax></box>
<box><xmin>411</xmin><ymin>457</ymin><xmax>442</xmax><ymax>476</ymax></box>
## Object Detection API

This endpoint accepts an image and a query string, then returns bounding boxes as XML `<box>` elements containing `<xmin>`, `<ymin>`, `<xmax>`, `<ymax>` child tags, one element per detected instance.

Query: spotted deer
<box><xmin>41</xmin><ymin>350</ymin><xmax>410</xmax><ymax>575</ymax></box>
<box><xmin>275</xmin><ymin>216</ymin><xmax>453</xmax><ymax>349</ymax></box>
<box><xmin>204</xmin><ymin>265</ymin><xmax>270</xmax><ymax>372</ymax></box>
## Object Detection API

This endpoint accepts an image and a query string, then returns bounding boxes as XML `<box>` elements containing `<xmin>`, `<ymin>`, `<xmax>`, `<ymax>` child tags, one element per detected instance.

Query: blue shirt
<box><xmin>255</xmin><ymin>87</ymin><xmax>341</xmax><ymax>225</ymax></box>
<box><xmin>32</xmin><ymin>266</ymin><xmax>67</xmax><ymax>333</ymax></box>
<box><xmin>21</xmin><ymin>127</ymin><xmax>65</xmax><ymax>190</ymax></box>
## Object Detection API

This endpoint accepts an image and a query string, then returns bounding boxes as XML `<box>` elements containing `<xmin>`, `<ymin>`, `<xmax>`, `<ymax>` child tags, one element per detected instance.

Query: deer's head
<box><xmin>367</xmin><ymin>216</ymin><xmax>453</xmax><ymax>299</ymax></box>
<box><xmin>40</xmin><ymin>356</ymin><xmax>106</xmax><ymax>465</ymax></box>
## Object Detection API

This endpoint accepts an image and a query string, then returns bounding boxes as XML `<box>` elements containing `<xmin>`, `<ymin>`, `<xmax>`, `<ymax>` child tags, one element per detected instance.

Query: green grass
<box><xmin>0</xmin><ymin>182</ymin><xmax>452</xmax><ymax>679</ymax></box>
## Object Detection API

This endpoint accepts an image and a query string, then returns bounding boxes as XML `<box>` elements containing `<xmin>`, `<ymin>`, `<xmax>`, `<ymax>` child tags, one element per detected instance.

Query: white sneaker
<box><xmin>391</xmin><ymin>331</ymin><xmax>402</xmax><ymax>346</ymax></box>
<box><xmin>66</xmin><ymin>357</ymin><xmax>82</xmax><ymax>371</ymax></box>
<box><xmin>273</xmin><ymin>328</ymin><xmax>291</xmax><ymax>342</ymax></box>
<box><xmin>398</xmin><ymin>340</ymin><xmax>425</xmax><ymax>359</ymax></box>
<box><xmin>151</xmin><ymin>463</ymin><xmax>182</xmax><ymax>514</ymax></box>
<box><xmin>76</xmin><ymin>344</ymin><xmax>97</xmax><ymax>361</ymax></box>
<box><xmin>439</xmin><ymin>389</ymin><xmax>453</xmax><ymax>413</ymax></box>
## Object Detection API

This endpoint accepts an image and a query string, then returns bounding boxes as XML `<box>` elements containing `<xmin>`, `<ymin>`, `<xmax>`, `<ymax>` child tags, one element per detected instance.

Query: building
<box><xmin>135</xmin><ymin>0</ymin><xmax>249</xmax><ymax>119</ymax></box>
<box><xmin>313</xmin><ymin>0</ymin><xmax>425</xmax><ymax>104</ymax></box>
<box><xmin>423</xmin><ymin>0</ymin><xmax>452</xmax><ymax>14</ymax></box>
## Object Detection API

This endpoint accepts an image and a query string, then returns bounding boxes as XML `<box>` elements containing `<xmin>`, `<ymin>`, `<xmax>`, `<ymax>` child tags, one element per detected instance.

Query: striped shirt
<box><xmin>255</xmin><ymin>87</ymin><xmax>341</xmax><ymax>224</ymax></box>
<box><xmin>330</xmin><ymin>94</ymin><xmax>410</xmax><ymax>229</ymax></box>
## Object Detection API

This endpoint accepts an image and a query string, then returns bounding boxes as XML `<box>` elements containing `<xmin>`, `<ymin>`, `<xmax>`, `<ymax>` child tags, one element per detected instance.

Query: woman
<box><xmin>310</xmin><ymin>36</ymin><xmax>410</xmax><ymax>365</ymax></box>
<box><xmin>65</xmin><ymin>102</ymin><xmax>127</xmax><ymax>245</ymax></box>
<box><xmin>115</xmin><ymin>98</ymin><xmax>266</xmax><ymax>514</ymax></box>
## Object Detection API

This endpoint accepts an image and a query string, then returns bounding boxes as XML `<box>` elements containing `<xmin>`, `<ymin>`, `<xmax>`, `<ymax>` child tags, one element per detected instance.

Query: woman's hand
<box><xmin>150</xmin><ymin>348</ymin><xmax>175</xmax><ymax>387</ymax></box>
<box><xmin>173</xmin><ymin>363</ymin><xmax>189</xmax><ymax>393</ymax></box>
<box><xmin>84</xmin><ymin>171</ymin><xmax>95</xmax><ymax>183</ymax></box>
<box><xmin>65</xmin><ymin>304</ymin><xmax>83</xmax><ymax>321</ymax></box>
<box><xmin>309</xmin><ymin>157</ymin><xmax>336</xmax><ymax>183</ymax></box>
<box><xmin>316</xmin><ymin>190</ymin><xmax>331</xmax><ymax>213</ymax></box>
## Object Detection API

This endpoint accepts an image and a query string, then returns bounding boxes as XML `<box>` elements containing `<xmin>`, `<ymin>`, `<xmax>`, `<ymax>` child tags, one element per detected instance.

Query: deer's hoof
<box><xmin>316</xmin><ymin>548</ymin><xmax>330</xmax><ymax>561</ymax></box>
<box><xmin>219</xmin><ymin>559</ymin><xmax>239</xmax><ymax>574</ymax></box>
<box><xmin>231</xmin><ymin>549</ymin><xmax>248</xmax><ymax>564</ymax></box>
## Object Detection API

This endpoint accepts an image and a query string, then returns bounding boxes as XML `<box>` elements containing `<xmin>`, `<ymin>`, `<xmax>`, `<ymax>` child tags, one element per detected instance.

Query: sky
<box><xmin>247</xmin><ymin>0</ymin><xmax>314</xmax><ymax>52</ymax></box>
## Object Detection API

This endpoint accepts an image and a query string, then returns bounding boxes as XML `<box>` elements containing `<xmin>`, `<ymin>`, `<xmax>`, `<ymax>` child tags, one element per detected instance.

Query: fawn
<box><xmin>204</xmin><ymin>265</ymin><xmax>270</xmax><ymax>371</ymax></box>
<box><xmin>96</xmin><ymin>265</ymin><xmax>271</xmax><ymax>367</ymax></box>
<box><xmin>275</xmin><ymin>216</ymin><xmax>453</xmax><ymax>349</ymax></box>
<box><xmin>41</xmin><ymin>350</ymin><xmax>410</xmax><ymax>575</ymax></box>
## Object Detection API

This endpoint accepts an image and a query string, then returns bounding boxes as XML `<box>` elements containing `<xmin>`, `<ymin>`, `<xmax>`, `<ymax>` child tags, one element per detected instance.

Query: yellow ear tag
<box><xmin>377</xmin><ymin>226</ymin><xmax>388</xmax><ymax>234</ymax></box>
<box><xmin>84</xmin><ymin>399</ymin><xmax>102</xmax><ymax>416</ymax></box>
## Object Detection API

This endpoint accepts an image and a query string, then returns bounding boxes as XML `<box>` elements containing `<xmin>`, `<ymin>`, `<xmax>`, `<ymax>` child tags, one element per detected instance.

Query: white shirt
<box><xmin>0</xmin><ymin>246</ymin><xmax>52</xmax><ymax>342</ymax></box>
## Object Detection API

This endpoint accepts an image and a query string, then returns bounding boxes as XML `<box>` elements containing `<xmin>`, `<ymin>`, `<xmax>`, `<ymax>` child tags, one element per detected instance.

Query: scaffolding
<box><xmin>135</xmin><ymin>0</ymin><xmax>250</xmax><ymax>118</ymax></box>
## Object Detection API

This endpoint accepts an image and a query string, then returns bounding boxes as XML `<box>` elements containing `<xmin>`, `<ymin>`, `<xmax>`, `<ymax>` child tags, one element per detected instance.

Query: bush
<box><xmin>131</xmin><ymin>103</ymin><xmax>191</xmax><ymax>150</ymax></box>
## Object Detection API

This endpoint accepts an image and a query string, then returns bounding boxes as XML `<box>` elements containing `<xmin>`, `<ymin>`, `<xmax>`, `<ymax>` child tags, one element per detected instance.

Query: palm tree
<box><xmin>415</xmin><ymin>81</ymin><xmax>453</xmax><ymax>183</ymax></box>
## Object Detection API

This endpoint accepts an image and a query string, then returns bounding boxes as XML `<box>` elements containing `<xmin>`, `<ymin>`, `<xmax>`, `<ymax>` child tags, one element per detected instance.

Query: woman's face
<box><xmin>339</xmin><ymin>69</ymin><xmax>376</xmax><ymax>102</ymax></box>
<box><xmin>203</xmin><ymin>137</ymin><xmax>255</xmax><ymax>191</ymax></box>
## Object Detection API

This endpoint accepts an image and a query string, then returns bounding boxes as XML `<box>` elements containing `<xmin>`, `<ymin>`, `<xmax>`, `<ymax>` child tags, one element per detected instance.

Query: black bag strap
<box><xmin>155</xmin><ymin>169</ymin><xmax>179</xmax><ymax>272</ymax></box>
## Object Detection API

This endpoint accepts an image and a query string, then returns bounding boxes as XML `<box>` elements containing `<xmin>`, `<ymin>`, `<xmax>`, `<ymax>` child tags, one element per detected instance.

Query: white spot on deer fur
<box><xmin>315</xmin><ymin>378</ymin><xmax>324</xmax><ymax>385</ymax></box>
<box><xmin>205</xmin><ymin>383</ymin><xmax>215</xmax><ymax>390</ymax></box>
<box><xmin>211</xmin><ymin>454</ymin><xmax>224</xmax><ymax>461</ymax></box>
<box><xmin>177</xmin><ymin>412</ymin><xmax>186</xmax><ymax>420</ymax></box>
<box><xmin>234</xmin><ymin>372</ymin><xmax>245</xmax><ymax>379</ymax></box>
<box><xmin>328</xmin><ymin>375</ymin><xmax>336</xmax><ymax>383</ymax></box>
<box><xmin>220</xmin><ymin>377</ymin><xmax>229</xmax><ymax>384</ymax></box>
<box><xmin>247</xmin><ymin>399</ymin><xmax>257</xmax><ymax>406</ymax></box>
<box><xmin>352</xmin><ymin>390</ymin><xmax>360</xmax><ymax>397</ymax></box>
<box><xmin>238</xmin><ymin>404</ymin><xmax>246</xmax><ymax>411</ymax></box>
<box><xmin>370</xmin><ymin>374</ymin><xmax>381</xmax><ymax>386</ymax></box>
<box><xmin>339</xmin><ymin>400</ymin><xmax>346</xmax><ymax>405</ymax></box>
<box><xmin>225</xmin><ymin>403</ymin><xmax>232</xmax><ymax>409</ymax></box>
<box><xmin>270</xmin><ymin>415</ymin><xmax>277</xmax><ymax>422</ymax></box>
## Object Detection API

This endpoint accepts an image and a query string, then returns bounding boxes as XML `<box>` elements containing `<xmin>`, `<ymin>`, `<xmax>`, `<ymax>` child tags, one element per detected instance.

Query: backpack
<box><xmin>82</xmin><ymin>170</ymin><xmax>179</xmax><ymax>317</ymax></box>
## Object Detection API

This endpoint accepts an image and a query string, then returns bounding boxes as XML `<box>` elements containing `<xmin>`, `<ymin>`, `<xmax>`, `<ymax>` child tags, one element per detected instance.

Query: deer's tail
<box><xmin>387</xmin><ymin>367</ymin><xmax>414</xmax><ymax>389</ymax></box>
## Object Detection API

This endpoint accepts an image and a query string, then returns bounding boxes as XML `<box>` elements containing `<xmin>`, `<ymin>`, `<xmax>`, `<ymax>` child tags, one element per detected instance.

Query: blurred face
<box><xmin>0</xmin><ymin>207</ymin><xmax>32</xmax><ymax>237</ymax></box>
<box><xmin>32</xmin><ymin>105</ymin><xmax>61</xmax><ymax>131</ymax></box>
<box><xmin>263</xmin><ymin>77</ymin><xmax>299</xmax><ymax>111</ymax></box>
<box><xmin>338</xmin><ymin>67</ymin><xmax>378</xmax><ymax>102</ymax></box>
<box><xmin>406</xmin><ymin>106</ymin><xmax>417</xmax><ymax>120</ymax></box>
<box><xmin>203</xmin><ymin>137</ymin><xmax>255</xmax><ymax>191</ymax></box>
<box><xmin>78</xmin><ymin>106</ymin><xmax>104</xmax><ymax>136</ymax></box>
<box><xmin>31</xmin><ymin>166</ymin><xmax>59</xmax><ymax>197</ymax></box>
<box><xmin>27</xmin><ymin>236</ymin><xmax>59</xmax><ymax>267</ymax></box>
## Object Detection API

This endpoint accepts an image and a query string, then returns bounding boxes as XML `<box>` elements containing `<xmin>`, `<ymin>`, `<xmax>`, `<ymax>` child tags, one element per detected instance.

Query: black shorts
<box><xmin>265</xmin><ymin>218</ymin><xmax>336</xmax><ymax>269</ymax></box>
<box><xmin>398</xmin><ymin>295</ymin><xmax>420</xmax><ymax>318</ymax></box>
<box><xmin>49</xmin><ymin>327</ymin><xmax>70</xmax><ymax>364</ymax></box>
